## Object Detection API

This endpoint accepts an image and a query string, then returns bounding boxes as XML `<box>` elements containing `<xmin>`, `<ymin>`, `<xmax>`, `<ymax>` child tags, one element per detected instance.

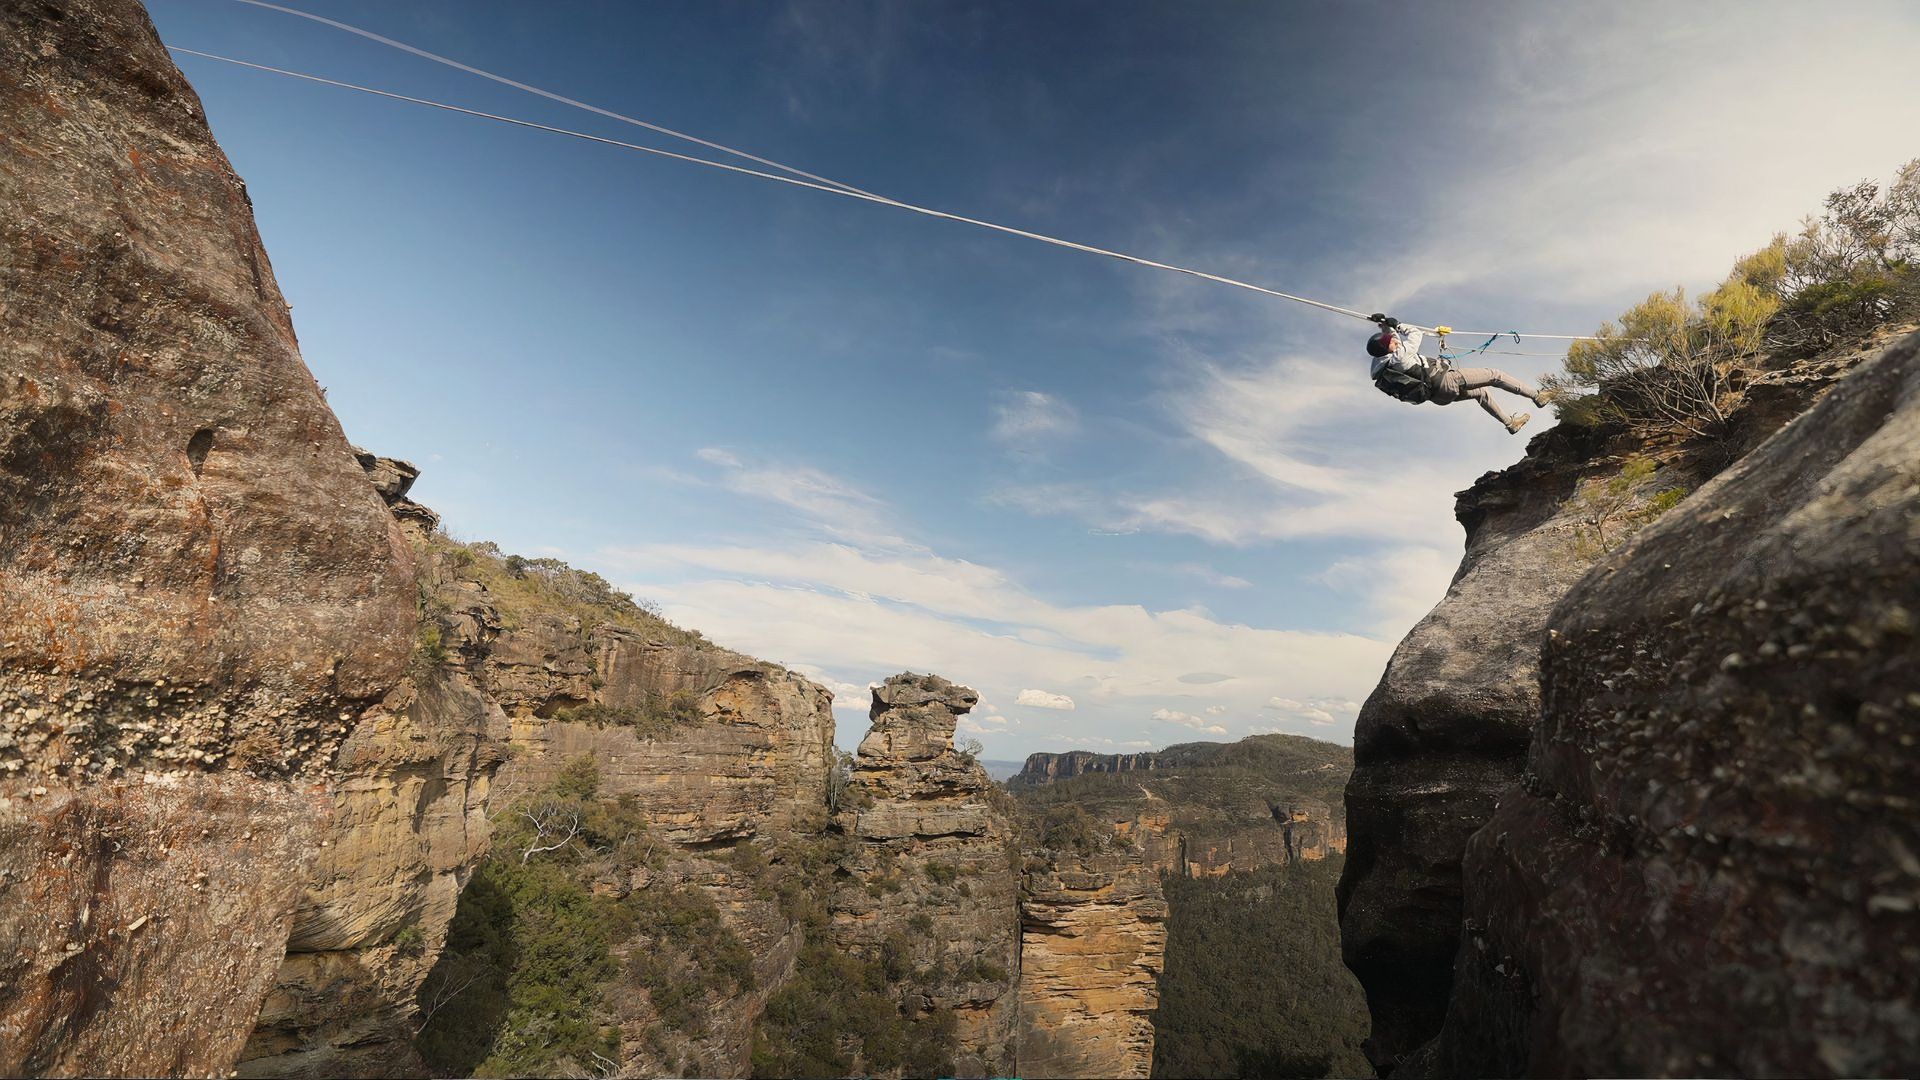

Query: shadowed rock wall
<box><xmin>1428</xmin><ymin>331</ymin><xmax>1920</xmax><ymax>1077</ymax></box>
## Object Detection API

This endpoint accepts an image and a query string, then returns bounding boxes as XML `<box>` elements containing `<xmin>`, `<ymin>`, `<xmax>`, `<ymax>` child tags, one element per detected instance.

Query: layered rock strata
<box><xmin>1</xmin><ymin>2</ymin><xmax>415</xmax><ymax>1074</ymax></box>
<box><xmin>239</xmin><ymin>518</ymin><xmax>835</xmax><ymax>1077</ymax></box>
<box><xmin>834</xmin><ymin>674</ymin><xmax>1021</xmax><ymax>1078</ymax></box>
<box><xmin>1017</xmin><ymin>824</ymin><xmax>1170</xmax><ymax>1079</ymax></box>
<box><xmin>1426</xmin><ymin>331</ymin><xmax>1920</xmax><ymax>1076</ymax></box>
<box><xmin>1017</xmin><ymin>735</ymin><xmax>1349</xmax><ymax>878</ymax></box>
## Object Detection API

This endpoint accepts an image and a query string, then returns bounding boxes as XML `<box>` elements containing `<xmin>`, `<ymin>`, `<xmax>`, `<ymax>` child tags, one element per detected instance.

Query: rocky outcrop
<box><xmin>834</xmin><ymin>674</ymin><xmax>1021</xmax><ymax>1078</ymax></box>
<box><xmin>1019</xmin><ymin>734</ymin><xmax>1350</xmax><ymax>878</ymax></box>
<box><xmin>1017</xmin><ymin>827</ymin><xmax>1169</xmax><ymax>1079</ymax></box>
<box><xmin>1012</xmin><ymin>750</ymin><xmax>1160</xmax><ymax>785</ymax></box>
<box><xmin>1007</xmin><ymin>732</ymin><xmax>1353</xmax><ymax>1077</ymax></box>
<box><xmin>1424</xmin><ymin>331</ymin><xmax>1920</xmax><ymax>1077</ymax></box>
<box><xmin>1335</xmin><ymin>423</ymin><xmax>1605</xmax><ymax>1070</ymax></box>
<box><xmin>238</xmin><ymin>534</ymin><xmax>509</xmax><ymax>1078</ymax></box>
<box><xmin>0</xmin><ymin>3</ymin><xmax>416</xmax><ymax>1074</ymax></box>
<box><xmin>1334</xmin><ymin>338</ymin><xmax>1878</xmax><ymax>1072</ymax></box>
<box><xmin>235</xmin><ymin>525</ymin><xmax>834</xmax><ymax>1078</ymax></box>
<box><xmin>495</xmin><ymin>634</ymin><xmax>834</xmax><ymax>847</ymax></box>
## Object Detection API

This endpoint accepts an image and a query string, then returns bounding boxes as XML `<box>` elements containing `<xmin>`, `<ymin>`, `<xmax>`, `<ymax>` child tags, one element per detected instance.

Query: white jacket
<box><xmin>1368</xmin><ymin>326</ymin><xmax>1432</xmax><ymax>380</ymax></box>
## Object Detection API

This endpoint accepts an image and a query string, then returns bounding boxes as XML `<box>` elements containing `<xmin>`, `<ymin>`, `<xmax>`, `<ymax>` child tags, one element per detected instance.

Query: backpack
<box><xmin>1372</xmin><ymin>363</ymin><xmax>1431</xmax><ymax>404</ymax></box>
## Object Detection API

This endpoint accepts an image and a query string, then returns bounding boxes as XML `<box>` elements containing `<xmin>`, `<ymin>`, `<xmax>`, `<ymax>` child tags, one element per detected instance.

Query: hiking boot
<box><xmin>1533</xmin><ymin>390</ymin><xmax>1551</xmax><ymax>408</ymax></box>
<box><xmin>1504</xmin><ymin>412</ymin><xmax>1531</xmax><ymax>435</ymax></box>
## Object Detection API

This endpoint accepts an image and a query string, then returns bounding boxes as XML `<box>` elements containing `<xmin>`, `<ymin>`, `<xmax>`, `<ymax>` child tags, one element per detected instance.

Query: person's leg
<box><xmin>1451</xmin><ymin>367</ymin><xmax>1544</xmax><ymax>405</ymax></box>
<box><xmin>1463</xmin><ymin>387</ymin><xmax>1511</xmax><ymax>424</ymax></box>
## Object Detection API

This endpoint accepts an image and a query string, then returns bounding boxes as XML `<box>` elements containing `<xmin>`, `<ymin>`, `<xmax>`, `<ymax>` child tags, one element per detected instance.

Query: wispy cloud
<box><xmin>601</xmin><ymin>450</ymin><xmax>1394</xmax><ymax>753</ymax></box>
<box><xmin>1266</xmin><ymin>695</ymin><xmax>1361</xmax><ymax>728</ymax></box>
<box><xmin>991</xmin><ymin>390</ymin><xmax>1079</xmax><ymax>446</ymax></box>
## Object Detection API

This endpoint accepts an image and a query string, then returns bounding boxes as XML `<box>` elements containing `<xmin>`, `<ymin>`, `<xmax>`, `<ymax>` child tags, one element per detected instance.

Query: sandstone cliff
<box><xmin>831</xmin><ymin>674</ymin><xmax>1022</xmax><ymax>1078</ymax></box>
<box><xmin>1008</xmin><ymin>732</ymin><xmax>1356</xmax><ymax>1078</ymax></box>
<box><xmin>1422</xmin><ymin>330</ymin><xmax>1920</xmax><ymax>1077</ymax></box>
<box><xmin>0</xmin><ymin>3</ymin><xmax>417</xmax><ymax>1074</ymax></box>
<box><xmin>1017</xmin><ymin>735</ymin><xmax>1350</xmax><ymax>878</ymax></box>
<box><xmin>1017</xmin><ymin>832</ymin><xmax>1169</xmax><ymax>1079</ymax></box>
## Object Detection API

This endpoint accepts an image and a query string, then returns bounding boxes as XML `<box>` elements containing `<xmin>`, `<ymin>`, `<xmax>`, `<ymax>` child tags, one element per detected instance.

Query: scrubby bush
<box><xmin>549</xmin><ymin>689</ymin><xmax>704</xmax><ymax>738</ymax></box>
<box><xmin>1549</xmin><ymin>158</ymin><xmax>1920</xmax><ymax>436</ymax></box>
<box><xmin>1567</xmin><ymin>456</ymin><xmax>1690</xmax><ymax>558</ymax></box>
<box><xmin>415</xmin><ymin>758</ymin><xmax>683</xmax><ymax>1077</ymax></box>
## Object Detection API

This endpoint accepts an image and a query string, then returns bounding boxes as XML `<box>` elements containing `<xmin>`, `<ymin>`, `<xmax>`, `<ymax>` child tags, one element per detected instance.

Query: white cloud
<box><xmin>1055</xmin><ymin>735</ymin><xmax>1158</xmax><ymax>749</ymax></box>
<box><xmin>1152</xmin><ymin>708</ymin><xmax>1228</xmax><ymax>736</ymax></box>
<box><xmin>1016</xmin><ymin>688</ymin><xmax>1076</xmax><ymax>711</ymax></box>
<box><xmin>1204</xmin><ymin>704</ymin><xmax>1229</xmax><ymax>715</ymax></box>
<box><xmin>1173</xmin><ymin>563</ymin><xmax>1254</xmax><ymax>590</ymax></box>
<box><xmin>991</xmin><ymin>390</ymin><xmax>1079</xmax><ymax>445</ymax></box>
<box><xmin>958</xmin><ymin>714</ymin><xmax>1009</xmax><ymax>735</ymax></box>
<box><xmin>604</xmin><ymin>528</ymin><xmax>1390</xmax><ymax>751</ymax></box>
<box><xmin>1317</xmin><ymin>545</ymin><xmax>1461</xmax><ymax>641</ymax></box>
<box><xmin>1265</xmin><ymin>695</ymin><xmax>1361</xmax><ymax>728</ymax></box>
<box><xmin>689</xmin><ymin>447</ymin><xmax>899</xmax><ymax>545</ymax></box>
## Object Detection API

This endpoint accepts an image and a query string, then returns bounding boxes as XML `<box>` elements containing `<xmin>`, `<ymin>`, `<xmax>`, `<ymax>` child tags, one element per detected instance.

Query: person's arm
<box><xmin>1394</xmin><ymin>326</ymin><xmax>1425</xmax><ymax>365</ymax></box>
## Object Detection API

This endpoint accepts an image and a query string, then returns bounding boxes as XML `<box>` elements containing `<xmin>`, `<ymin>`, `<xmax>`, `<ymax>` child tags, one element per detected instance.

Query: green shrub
<box><xmin>415</xmin><ymin>622</ymin><xmax>449</xmax><ymax>668</ymax></box>
<box><xmin>923</xmin><ymin>861</ymin><xmax>959</xmax><ymax>886</ymax></box>
<box><xmin>389</xmin><ymin>924</ymin><xmax>426</xmax><ymax>955</ymax></box>
<box><xmin>1550</xmin><ymin>157</ymin><xmax>1920</xmax><ymax>435</ymax></box>
<box><xmin>414</xmin><ymin>758</ymin><xmax>666</xmax><ymax>1077</ymax></box>
<box><xmin>1568</xmin><ymin>456</ymin><xmax>1690</xmax><ymax>558</ymax></box>
<box><xmin>750</xmin><ymin>941</ymin><xmax>957</xmax><ymax>1079</ymax></box>
<box><xmin>549</xmin><ymin>689</ymin><xmax>704</xmax><ymax>739</ymax></box>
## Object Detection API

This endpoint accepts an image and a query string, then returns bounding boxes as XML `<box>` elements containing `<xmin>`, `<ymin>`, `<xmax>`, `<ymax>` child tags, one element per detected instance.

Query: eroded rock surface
<box><xmin>1017</xmin><ymin>825</ymin><xmax>1169</xmax><ymax>1079</ymax></box>
<box><xmin>1429</xmin><ymin>331</ymin><xmax>1920</xmax><ymax>1077</ymax></box>
<box><xmin>834</xmin><ymin>674</ymin><xmax>1021</xmax><ymax>1078</ymax></box>
<box><xmin>1</xmin><ymin>3</ymin><xmax>415</xmax><ymax>1074</ymax></box>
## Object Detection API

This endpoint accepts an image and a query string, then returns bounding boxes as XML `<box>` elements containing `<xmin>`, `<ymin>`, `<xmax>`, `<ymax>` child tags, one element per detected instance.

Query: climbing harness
<box><xmin>173</xmin><ymin>1</ymin><xmax>1602</xmax><ymax>344</ymax></box>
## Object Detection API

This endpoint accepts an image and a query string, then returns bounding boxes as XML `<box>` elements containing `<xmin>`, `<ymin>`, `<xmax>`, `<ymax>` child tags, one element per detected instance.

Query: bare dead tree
<box><xmin>521</xmin><ymin>804</ymin><xmax>582</xmax><ymax>864</ymax></box>
<box><xmin>414</xmin><ymin>956</ymin><xmax>484</xmax><ymax>1036</ymax></box>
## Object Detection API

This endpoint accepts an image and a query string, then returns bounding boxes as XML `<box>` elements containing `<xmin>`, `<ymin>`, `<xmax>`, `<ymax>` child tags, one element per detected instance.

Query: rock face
<box><xmin>834</xmin><ymin>674</ymin><xmax>1021</xmax><ymax>1078</ymax></box>
<box><xmin>239</xmin><ymin>526</ymin><xmax>509</xmax><ymax>1078</ymax></box>
<box><xmin>1008</xmin><ymin>733</ymin><xmax>1354</xmax><ymax>1076</ymax></box>
<box><xmin>1017</xmin><ymin>828</ymin><xmax>1169</xmax><ymax>1079</ymax></box>
<box><xmin>237</xmin><ymin>525</ymin><xmax>835</xmax><ymax>1078</ymax></box>
<box><xmin>1018</xmin><ymin>735</ymin><xmax>1351</xmax><ymax>878</ymax></box>
<box><xmin>0</xmin><ymin>3</ymin><xmax>415</xmax><ymax>1075</ymax></box>
<box><xmin>1335</xmin><ymin>421</ymin><xmax>1608</xmax><ymax>1070</ymax></box>
<box><xmin>1013</xmin><ymin>750</ymin><xmax>1159</xmax><ymax>784</ymax></box>
<box><xmin>1427</xmin><ymin>331</ymin><xmax>1920</xmax><ymax>1077</ymax></box>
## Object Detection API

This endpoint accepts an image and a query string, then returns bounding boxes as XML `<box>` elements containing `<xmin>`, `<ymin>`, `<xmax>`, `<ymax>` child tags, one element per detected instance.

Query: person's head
<box><xmin>1366</xmin><ymin>330</ymin><xmax>1395</xmax><ymax>358</ymax></box>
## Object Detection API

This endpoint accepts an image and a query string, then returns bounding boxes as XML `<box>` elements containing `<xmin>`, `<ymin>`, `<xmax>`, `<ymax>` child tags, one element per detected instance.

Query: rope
<box><xmin>169</xmin><ymin>43</ymin><xmax>1596</xmax><ymax>341</ymax></box>
<box><xmin>169</xmin><ymin>48</ymin><xmax>1382</xmax><ymax>322</ymax></box>
<box><xmin>228</xmin><ymin>0</ymin><xmax>877</xmax><ymax>199</ymax></box>
<box><xmin>1441</xmin><ymin>330</ymin><xmax>1521</xmax><ymax>361</ymax></box>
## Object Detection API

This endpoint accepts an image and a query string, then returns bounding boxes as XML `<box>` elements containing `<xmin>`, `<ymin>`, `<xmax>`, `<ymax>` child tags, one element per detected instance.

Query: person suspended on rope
<box><xmin>1364</xmin><ymin>314</ymin><xmax>1545</xmax><ymax>434</ymax></box>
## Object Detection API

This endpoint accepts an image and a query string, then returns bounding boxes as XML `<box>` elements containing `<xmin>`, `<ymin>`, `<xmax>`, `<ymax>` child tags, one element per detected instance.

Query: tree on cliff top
<box><xmin>1550</xmin><ymin>158</ymin><xmax>1920</xmax><ymax>437</ymax></box>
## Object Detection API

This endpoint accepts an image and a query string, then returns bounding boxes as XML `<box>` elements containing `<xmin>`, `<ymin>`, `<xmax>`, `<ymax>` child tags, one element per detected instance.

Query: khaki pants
<box><xmin>1428</xmin><ymin>367</ymin><xmax>1540</xmax><ymax>425</ymax></box>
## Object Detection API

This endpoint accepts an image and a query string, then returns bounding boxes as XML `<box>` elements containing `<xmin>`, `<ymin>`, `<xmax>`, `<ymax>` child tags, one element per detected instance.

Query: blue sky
<box><xmin>147</xmin><ymin>1</ymin><xmax>1920</xmax><ymax>757</ymax></box>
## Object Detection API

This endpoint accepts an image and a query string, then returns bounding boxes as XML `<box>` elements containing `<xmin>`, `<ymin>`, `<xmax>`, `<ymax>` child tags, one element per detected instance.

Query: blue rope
<box><xmin>1441</xmin><ymin>330</ymin><xmax>1522</xmax><ymax>361</ymax></box>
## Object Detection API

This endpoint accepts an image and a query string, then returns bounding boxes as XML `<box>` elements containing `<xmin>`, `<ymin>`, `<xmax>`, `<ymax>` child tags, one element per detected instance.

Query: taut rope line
<box><xmin>169</xmin><ymin>44</ymin><xmax>1594</xmax><ymax>342</ymax></box>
